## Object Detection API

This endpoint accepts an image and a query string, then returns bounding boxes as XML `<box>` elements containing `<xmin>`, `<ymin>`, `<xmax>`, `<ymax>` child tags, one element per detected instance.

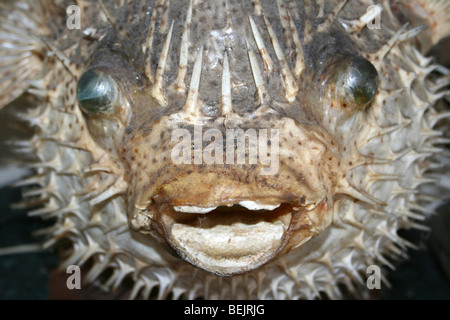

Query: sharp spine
<box><xmin>221</xmin><ymin>51</ymin><xmax>233</xmax><ymax>115</ymax></box>
<box><xmin>252</xmin><ymin>0</ymin><xmax>263</xmax><ymax>16</ymax></box>
<box><xmin>246</xmin><ymin>39</ymin><xmax>269</xmax><ymax>106</ymax></box>
<box><xmin>151</xmin><ymin>20</ymin><xmax>174</xmax><ymax>106</ymax></box>
<box><xmin>341</xmin><ymin>5</ymin><xmax>383</xmax><ymax>33</ymax></box>
<box><xmin>249</xmin><ymin>16</ymin><xmax>274</xmax><ymax>75</ymax></box>
<box><xmin>182</xmin><ymin>47</ymin><xmax>203</xmax><ymax>116</ymax></box>
<box><xmin>287</xmin><ymin>10</ymin><xmax>305</xmax><ymax>77</ymax></box>
<box><xmin>317</xmin><ymin>0</ymin><xmax>348</xmax><ymax>34</ymax></box>
<box><xmin>144</xmin><ymin>4</ymin><xmax>158</xmax><ymax>83</ymax></box>
<box><xmin>277</xmin><ymin>0</ymin><xmax>293</xmax><ymax>57</ymax></box>
<box><xmin>172</xmin><ymin>0</ymin><xmax>193</xmax><ymax>93</ymax></box>
<box><xmin>262</xmin><ymin>15</ymin><xmax>299</xmax><ymax>102</ymax></box>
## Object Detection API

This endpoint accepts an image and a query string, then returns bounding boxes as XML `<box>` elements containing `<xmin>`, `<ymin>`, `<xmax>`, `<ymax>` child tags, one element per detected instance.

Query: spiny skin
<box><xmin>0</xmin><ymin>0</ymin><xmax>449</xmax><ymax>299</ymax></box>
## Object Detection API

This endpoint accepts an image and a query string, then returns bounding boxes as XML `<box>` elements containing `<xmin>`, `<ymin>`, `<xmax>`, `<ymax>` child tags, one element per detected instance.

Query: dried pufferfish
<box><xmin>0</xmin><ymin>0</ymin><xmax>449</xmax><ymax>299</ymax></box>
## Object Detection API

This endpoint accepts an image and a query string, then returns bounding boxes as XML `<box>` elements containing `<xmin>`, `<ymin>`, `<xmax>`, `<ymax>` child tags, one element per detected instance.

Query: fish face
<box><xmin>73</xmin><ymin>1</ymin><xmax>383</xmax><ymax>275</ymax></box>
<box><xmin>124</xmin><ymin>118</ymin><xmax>334</xmax><ymax>275</ymax></box>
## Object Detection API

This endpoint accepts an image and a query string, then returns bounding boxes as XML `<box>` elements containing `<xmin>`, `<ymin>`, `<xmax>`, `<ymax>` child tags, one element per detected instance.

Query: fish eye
<box><xmin>77</xmin><ymin>69</ymin><xmax>117</xmax><ymax>115</ymax></box>
<box><xmin>332</xmin><ymin>56</ymin><xmax>379</xmax><ymax>109</ymax></box>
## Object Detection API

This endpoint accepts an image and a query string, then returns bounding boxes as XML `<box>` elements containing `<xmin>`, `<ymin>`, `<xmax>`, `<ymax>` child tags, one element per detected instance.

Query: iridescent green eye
<box><xmin>77</xmin><ymin>69</ymin><xmax>117</xmax><ymax>115</ymax></box>
<box><xmin>333</xmin><ymin>56</ymin><xmax>379</xmax><ymax>109</ymax></box>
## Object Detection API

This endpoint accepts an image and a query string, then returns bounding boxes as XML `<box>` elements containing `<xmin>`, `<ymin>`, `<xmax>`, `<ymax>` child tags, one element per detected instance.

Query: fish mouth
<box><xmin>132</xmin><ymin>196</ymin><xmax>324</xmax><ymax>276</ymax></box>
<box><xmin>163</xmin><ymin>201</ymin><xmax>293</xmax><ymax>276</ymax></box>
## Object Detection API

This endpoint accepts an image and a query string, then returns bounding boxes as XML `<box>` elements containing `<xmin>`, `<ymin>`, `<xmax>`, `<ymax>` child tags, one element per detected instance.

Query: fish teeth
<box><xmin>173</xmin><ymin>206</ymin><xmax>218</xmax><ymax>214</ymax></box>
<box><xmin>173</xmin><ymin>201</ymin><xmax>281</xmax><ymax>214</ymax></box>
<box><xmin>238</xmin><ymin>201</ymin><xmax>281</xmax><ymax>211</ymax></box>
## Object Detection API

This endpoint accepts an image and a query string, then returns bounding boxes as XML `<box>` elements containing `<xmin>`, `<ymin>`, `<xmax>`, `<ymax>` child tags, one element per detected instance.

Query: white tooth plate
<box><xmin>173</xmin><ymin>201</ymin><xmax>281</xmax><ymax>214</ymax></box>
<box><xmin>238</xmin><ymin>201</ymin><xmax>281</xmax><ymax>211</ymax></box>
<box><xmin>173</xmin><ymin>206</ymin><xmax>218</xmax><ymax>214</ymax></box>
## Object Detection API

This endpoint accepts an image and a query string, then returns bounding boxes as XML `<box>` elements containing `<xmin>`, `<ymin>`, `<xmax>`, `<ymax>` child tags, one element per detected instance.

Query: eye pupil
<box><xmin>343</xmin><ymin>57</ymin><xmax>379</xmax><ymax>107</ymax></box>
<box><xmin>77</xmin><ymin>69</ymin><xmax>117</xmax><ymax>115</ymax></box>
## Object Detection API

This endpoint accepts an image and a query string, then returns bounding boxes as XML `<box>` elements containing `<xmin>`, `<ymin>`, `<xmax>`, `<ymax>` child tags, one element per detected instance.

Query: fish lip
<box><xmin>160</xmin><ymin>202</ymin><xmax>294</xmax><ymax>276</ymax></box>
<box><xmin>134</xmin><ymin>195</ymin><xmax>319</xmax><ymax>217</ymax></box>
<box><xmin>132</xmin><ymin>196</ymin><xmax>324</xmax><ymax>276</ymax></box>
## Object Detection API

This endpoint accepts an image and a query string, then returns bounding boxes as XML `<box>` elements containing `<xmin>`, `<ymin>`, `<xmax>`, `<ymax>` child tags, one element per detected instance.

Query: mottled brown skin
<box><xmin>124</xmin><ymin>109</ymin><xmax>336</xmax><ymax>274</ymax></box>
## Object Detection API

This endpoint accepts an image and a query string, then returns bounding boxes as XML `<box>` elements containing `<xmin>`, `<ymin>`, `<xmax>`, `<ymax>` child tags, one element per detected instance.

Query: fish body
<box><xmin>0</xmin><ymin>0</ymin><xmax>449</xmax><ymax>299</ymax></box>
